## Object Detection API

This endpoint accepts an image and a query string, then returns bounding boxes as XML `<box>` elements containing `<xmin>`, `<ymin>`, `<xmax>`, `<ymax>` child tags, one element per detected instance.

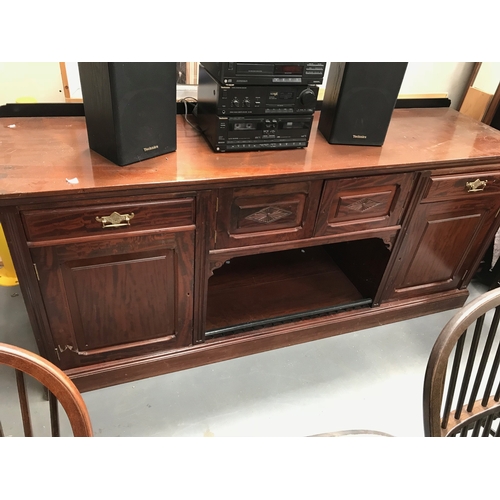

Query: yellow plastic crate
<box><xmin>0</xmin><ymin>223</ymin><xmax>18</xmax><ymax>286</ymax></box>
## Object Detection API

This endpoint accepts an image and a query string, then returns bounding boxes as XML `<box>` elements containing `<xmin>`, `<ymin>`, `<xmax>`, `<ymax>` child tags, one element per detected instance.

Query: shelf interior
<box><xmin>206</xmin><ymin>244</ymin><xmax>382</xmax><ymax>337</ymax></box>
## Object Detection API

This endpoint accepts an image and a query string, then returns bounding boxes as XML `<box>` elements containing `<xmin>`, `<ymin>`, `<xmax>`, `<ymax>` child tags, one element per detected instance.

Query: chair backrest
<box><xmin>424</xmin><ymin>287</ymin><xmax>500</xmax><ymax>437</ymax></box>
<box><xmin>0</xmin><ymin>343</ymin><xmax>93</xmax><ymax>437</ymax></box>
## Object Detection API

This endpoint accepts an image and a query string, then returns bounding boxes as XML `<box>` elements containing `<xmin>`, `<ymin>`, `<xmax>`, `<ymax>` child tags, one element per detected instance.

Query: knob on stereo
<box><xmin>243</xmin><ymin>98</ymin><xmax>251</xmax><ymax>108</ymax></box>
<box><xmin>298</xmin><ymin>88</ymin><xmax>316</xmax><ymax>106</ymax></box>
<box><xmin>231</xmin><ymin>98</ymin><xmax>240</xmax><ymax>108</ymax></box>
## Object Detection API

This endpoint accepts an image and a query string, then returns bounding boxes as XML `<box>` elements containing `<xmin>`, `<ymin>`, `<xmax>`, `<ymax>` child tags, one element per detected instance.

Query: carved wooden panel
<box><xmin>215</xmin><ymin>181</ymin><xmax>322</xmax><ymax>249</ymax></box>
<box><xmin>314</xmin><ymin>173</ymin><xmax>415</xmax><ymax>236</ymax></box>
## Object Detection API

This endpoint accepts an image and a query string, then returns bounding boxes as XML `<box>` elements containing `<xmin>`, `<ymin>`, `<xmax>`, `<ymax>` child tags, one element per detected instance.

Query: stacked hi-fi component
<box><xmin>196</xmin><ymin>62</ymin><xmax>326</xmax><ymax>152</ymax></box>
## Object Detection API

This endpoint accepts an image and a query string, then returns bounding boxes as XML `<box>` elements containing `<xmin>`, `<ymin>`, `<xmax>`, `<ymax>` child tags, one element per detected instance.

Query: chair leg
<box><xmin>488</xmin><ymin>253</ymin><xmax>500</xmax><ymax>290</ymax></box>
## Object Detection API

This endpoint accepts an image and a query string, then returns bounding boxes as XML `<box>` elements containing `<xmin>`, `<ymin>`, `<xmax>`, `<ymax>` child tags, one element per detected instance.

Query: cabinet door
<box><xmin>385</xmin><ymin>197</ymin><xmax>500</xmax><ymax>301</ymax></box>
<box><xmin>30</xmin><ymin>229</ymin><xmax>195</xmax><ymax>369</ymax></box>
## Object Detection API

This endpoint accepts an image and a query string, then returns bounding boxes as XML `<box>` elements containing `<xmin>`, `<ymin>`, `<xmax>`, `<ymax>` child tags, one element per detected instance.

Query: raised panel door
<box><xmin>384</xmin><ymin>198</ymin><xmax>500</xmax><ymax>301</ymax></box>
<box><xmin>30</xmin><ymin>229</ymin><xmax>195</xmax><ymax>369</ymax></box>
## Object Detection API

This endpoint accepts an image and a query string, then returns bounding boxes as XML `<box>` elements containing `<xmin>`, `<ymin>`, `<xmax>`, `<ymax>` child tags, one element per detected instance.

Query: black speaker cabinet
<box><xmin>318</xmin><ymin>62</ymin><xmax>408</xmax><ymax>146</ymax></box>
<box><xmin>78</xmin><ymin>62</ymin><xmax>177</xmax><ymax>166</ymax></box>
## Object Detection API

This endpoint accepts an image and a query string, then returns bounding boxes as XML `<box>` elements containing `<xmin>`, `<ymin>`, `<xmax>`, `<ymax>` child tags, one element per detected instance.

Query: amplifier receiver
<box><xmin>199</xmin><ymin>65</ymin><xmax>319</xmax><ymax>116</ymax></box>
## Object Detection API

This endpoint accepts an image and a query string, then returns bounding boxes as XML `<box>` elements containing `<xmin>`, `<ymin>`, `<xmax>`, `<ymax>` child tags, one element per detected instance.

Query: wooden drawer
<box><xmin>314</xmin><ymin>173</ymin><xmax>414</xmax><ymax>236</ymax></box>
<box><xmin>423</xmin><ymin>171</ymin><xmax>500</xmax><ymax>202</ymax></box>
<box><xmin>215</xmin><ymin>181</ymin><xmax>322</xmax><ymax>249</ymax></box>
<box><xmin>22</xmin><ymin>198</ymin><xmax>195</xmax><ymax>242</ymax></box>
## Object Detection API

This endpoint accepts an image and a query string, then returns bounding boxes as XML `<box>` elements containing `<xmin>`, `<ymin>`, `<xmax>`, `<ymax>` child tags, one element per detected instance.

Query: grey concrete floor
<box><xmin>0</xmin><ymin>280</ymin><xmax>489</xmax><ymax>437</ymax></box>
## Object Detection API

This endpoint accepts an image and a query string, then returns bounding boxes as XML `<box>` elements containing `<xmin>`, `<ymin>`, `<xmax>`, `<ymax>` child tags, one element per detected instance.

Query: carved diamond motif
<box><xmin>346</xmin><ymin>198</ymin><xmax>381</xmax><ymax>212</ymax></box>
<box><xmin>245</xmin><ymin>206</ymin><xmax>293</xmax><ymax>224</ymax></box>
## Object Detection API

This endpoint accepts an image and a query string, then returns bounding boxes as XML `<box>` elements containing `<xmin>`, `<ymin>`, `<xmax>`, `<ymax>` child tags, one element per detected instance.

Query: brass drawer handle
<box><xmin>466</xmin><ymin>179</ymin><xmax>488</xmax><ymax>192</ymax></box>
<box><xmin>95</xmin><ymin>211</ymin><xmax>135</xmax><ymax>228</ymax></box>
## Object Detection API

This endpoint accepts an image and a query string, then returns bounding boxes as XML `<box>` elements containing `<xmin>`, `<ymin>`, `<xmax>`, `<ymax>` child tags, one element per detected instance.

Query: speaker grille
<box><xmin>319</xmin><ymin>62</ymin><xmax>408</xmax><ymax>146</ymax></box>
<box><xmin>79</xmin><ymin>62</ymin><xmax>177</xmax><ymax>166</ymax></box>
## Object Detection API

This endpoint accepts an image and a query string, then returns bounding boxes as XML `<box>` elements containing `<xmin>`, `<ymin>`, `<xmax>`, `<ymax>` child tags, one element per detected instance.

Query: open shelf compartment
<box><xmin>205</xmin><ymin>238</ymin><xmax>391</xmax><ymax>338</ymax></box>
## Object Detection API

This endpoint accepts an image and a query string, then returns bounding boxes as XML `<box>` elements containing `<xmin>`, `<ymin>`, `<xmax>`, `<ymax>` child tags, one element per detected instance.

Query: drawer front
<box><xmin>423</xmin><ymin>171</ymin><xmax>500</xmax><ymax>202</ymax></box>
<box><xmin>314</xmin><ymin>173</ymin><xmax>414</xmax><ymax>236</ymax></box>
<box><xmin>22</xmin><ymin>198</ymin><xmax>195</xmax><ymax>242</ymax></box>
<box><xmin>215</xmin><ymin>181</ymin><xmax>322</xmax><ymax>249</ymax></box>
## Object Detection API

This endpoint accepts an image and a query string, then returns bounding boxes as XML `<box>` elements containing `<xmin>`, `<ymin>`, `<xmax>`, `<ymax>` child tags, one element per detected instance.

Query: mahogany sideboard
<box><xmin>2</xmin><ymin>108</ymin><xmax>500</xmax><ymax>392</ymax></box>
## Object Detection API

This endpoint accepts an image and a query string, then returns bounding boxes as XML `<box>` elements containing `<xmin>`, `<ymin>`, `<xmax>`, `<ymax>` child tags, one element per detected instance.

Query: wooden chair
<box><xmin>0</xmin><ymin>343</ymin><xmax>93</xmax><ymax>437</ymax></box>
<box><xmin>424</xmin><ymin>287</ymin><xmax>500</xmax><ymax>437</ymax></box>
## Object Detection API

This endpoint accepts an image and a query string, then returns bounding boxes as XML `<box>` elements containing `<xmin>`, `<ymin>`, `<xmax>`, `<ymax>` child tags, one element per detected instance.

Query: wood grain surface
<box><xmin>2</xmin><ymin>109</ymin><xmax>500</xmax><ymax>202</ymax></box>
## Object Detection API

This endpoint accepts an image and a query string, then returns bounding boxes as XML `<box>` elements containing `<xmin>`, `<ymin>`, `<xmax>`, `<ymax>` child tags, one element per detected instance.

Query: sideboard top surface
<box><xmin>1</xmin><ymin>108</ymin><xmax>500</xmax><ymax>201</ymax></box>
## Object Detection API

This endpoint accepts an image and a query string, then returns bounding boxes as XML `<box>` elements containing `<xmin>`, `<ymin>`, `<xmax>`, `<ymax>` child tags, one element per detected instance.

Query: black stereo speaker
<box><xmin>318</xmin><ymin>62</ymin><xmax>408</xmax><ymax>146</ymax></box>
<box><xmin>78</xmin><ymin>62</ymin><xmax>177</xmax><ymax>166</ymax></box>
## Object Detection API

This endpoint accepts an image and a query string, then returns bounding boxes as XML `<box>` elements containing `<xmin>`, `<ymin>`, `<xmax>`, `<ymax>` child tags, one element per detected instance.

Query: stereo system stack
<box><xmin>77</xmin><ymin>62</ymin><xmax>409</xmax><ymax>165</ymax></box>
<box><xmin>197</xmin><ymin>62</ymin><xmax>327</xmax><ymax>152</ymax></box>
